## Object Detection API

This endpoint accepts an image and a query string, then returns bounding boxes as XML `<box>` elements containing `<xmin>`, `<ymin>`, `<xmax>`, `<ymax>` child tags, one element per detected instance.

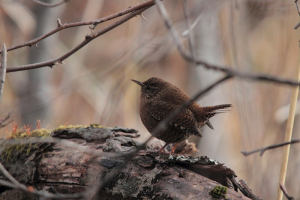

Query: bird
<box><xmin>132</xmin><ymin>77</ymin><xmax>232</xmax><ymax>154</ymax></box>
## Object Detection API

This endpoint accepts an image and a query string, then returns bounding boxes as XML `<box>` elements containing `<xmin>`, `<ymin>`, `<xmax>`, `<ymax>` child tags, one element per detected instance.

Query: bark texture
<box><xmin>0</xmin><ymin>125</ymin><xmax>261</xmax><ymax>200</ymax></box>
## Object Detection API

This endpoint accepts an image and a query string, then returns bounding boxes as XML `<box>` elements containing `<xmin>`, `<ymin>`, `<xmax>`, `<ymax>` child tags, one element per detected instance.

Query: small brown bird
<box><xmin>132</xmin><ymin>77</ymin><xmax>232</xmax><ymax>154</ymax></box>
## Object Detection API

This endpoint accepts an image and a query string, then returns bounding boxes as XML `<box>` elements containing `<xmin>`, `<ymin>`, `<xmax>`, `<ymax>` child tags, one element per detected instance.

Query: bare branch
<box><xmin>280</xmin><ymin>183</ymin><xmax>294</xmax><ymax>200</ymax></box>
<box><xmin>0</xmin><ymin>0</ymin><xmax>154</xmax><ymax>55</ymax></box>
<box><xmin>241</xmin><ymin>139</ymin><xmax>300</xmax><ymax>156</ymax></box>
<box><xmin>0</xmin><ymin>44</ymin><xmax>7</xmax><ymax>102</ymax></box>
<box><xmin>33</xmin><ymin>0</ymin><xmax>71</xmax><ymax>7</ymax></box>
<box><xmin>154</xmin><ymin>0</ymin><xmax>300</xmax><ymax>87</ymax></box>
<box><xmin>6</xmin><ymin>5</ymin><xmax>153</xmax><ymax>73</ymax></box>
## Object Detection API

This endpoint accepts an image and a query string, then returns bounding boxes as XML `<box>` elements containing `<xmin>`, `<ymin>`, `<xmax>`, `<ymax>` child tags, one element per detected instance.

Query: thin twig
<box><xmin>0</xmin><ymin>0</ymin><xmax>154</xmax><ymax>55</ymax></box>
<box><xmin>295</xmin><ymin>0</ymin><xmax>300</xmax><ymax>16</ymax></box>
<box><xmin>154</xmin><ymin>0</ymin><xmax>300</xmax><ymax>87</ymax></box>
<box><xmin>241</xmin><ymin>139</ymin><xmax>300</xmax><ymax>156</ymax></box>
<box><xmin>6</xmin><ymin>6</ymin><xmax>153</xmax><ymax>73</ymax></box>
<box><xmin>279</xmin><ymin>183</ymin><xmax>294</xmax><ymax>200</ymax></box>
<box><xmin>33</xmin><ymin>0</ymin><xmax>71</xmax><ymax>7</ymax></box>
<box><xmin>293</xmin><ymin>22</ymin><xmax>300</xmax><ymax>29</ymax></box>
<box><xmin>0</xmin><ymin>111</ymin><xmax>13</xmax><ymax>129</ymax></box>
<box><xmin>90</xmin><ymin>1</ymin><xmax>155</xmax><ymax>30</ymax></box>
<box><xmin>182</xmin><ymin>14</ymin><xmax>202</xmax><ymax>37</ymax></box>
<box><xmin>294</xmin><ymin>0</ymin><xmax>300</xmax><ymax>29</ymax></box>
<box><xmin>182</xmin><ymin>0</ymin><xmax>197</xmax><ymax>66</ymax></box>
<box><xmin>0</xmin><ymin>44</ymin><xmax>7</xmax><ymax>102</ymax></box>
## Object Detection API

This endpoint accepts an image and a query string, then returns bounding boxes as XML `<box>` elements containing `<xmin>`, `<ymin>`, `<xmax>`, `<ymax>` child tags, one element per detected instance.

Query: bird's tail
<box><xmin>198</xmin><ymin>104</ymin><xmax>232</xmax><ymax>130</ymax></box>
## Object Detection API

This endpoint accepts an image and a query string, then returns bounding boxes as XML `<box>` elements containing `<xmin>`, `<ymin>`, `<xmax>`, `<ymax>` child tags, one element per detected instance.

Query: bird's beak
<box><xmin>131</xmin><ymin>79</ymin><xmax>144</xmax><ymax>87</ymax></box>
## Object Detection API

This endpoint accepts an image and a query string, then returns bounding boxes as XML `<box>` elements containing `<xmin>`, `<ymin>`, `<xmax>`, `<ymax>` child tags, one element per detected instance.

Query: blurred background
<box><xmin>0</xmin><ymin>0</ymin><xmax>299</xmax><ymax>199</ymax></box>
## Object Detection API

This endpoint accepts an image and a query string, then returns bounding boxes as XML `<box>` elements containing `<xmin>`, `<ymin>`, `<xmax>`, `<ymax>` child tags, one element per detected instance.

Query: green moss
<box><xmin>209</xmin><ymin>185</ymin><xmax>227</xmax><ymax>199</ymax></box>
<box><xmin>52</xmin><ymin>124</ymin><xmax>108</xmax><ymax>132</ymax></box>
<box><xmin>30</xmin><ymin>128</ymin><xmax>51</xmax><ymax>137</ymax></box>
<box><xmin>9</xmin><ymin>130</ymin><xmax>28</xmax><ymax>139</ymax></box>
<box><xmin>52</xmin><ymin>125</ymin><xmax>88</xmax><ymax>132</ymax></box>
<box><xmin>1</xmin><ymin>128</ymin><xmax>51</xmax><ymax>163</ymax></box>
<box><xmin>89</xmin><ymin>123</ymin><xmax>105</xmax><ymax>128</ymax></box>
<box><xmin>1</xmin><ymin>124</ymin><xmax>108</xmax><ymax>163</ymax></box>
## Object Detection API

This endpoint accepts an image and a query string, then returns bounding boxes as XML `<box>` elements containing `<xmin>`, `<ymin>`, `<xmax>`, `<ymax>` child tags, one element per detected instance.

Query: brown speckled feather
<box><xmin>144</xmin><ymin>101</ymin><xmax>201</xmax><ymax>143</ymax></box>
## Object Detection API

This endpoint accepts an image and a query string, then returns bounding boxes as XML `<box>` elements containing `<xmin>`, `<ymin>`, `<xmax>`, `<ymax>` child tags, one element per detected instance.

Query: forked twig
<box><xmin>241</xmin><ymin>139</ymin><xmax>300</xmax><ymax>156</ymax></box>
<box><xmin>280</xmin><ymin>183</ymin><xmax>294</xmax><ymax>200</ymax></box>
<box><xmin>6</xmin><ymin>5</ymin><xmax>153</xmax><ymax>73</ymax></box>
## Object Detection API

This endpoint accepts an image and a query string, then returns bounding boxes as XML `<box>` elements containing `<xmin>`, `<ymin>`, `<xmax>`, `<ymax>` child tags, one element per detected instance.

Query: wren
<box><xmin>132</xmin><ymin>77</ymin><xmax>232</xmax><ymax>154</ymax></box>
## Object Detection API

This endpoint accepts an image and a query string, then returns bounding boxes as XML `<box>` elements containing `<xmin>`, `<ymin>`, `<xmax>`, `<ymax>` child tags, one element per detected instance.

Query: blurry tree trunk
<box><xmin>18</xmin><ymin>5</ymin><xmax>64</xmax><ymax>126</ymax></box>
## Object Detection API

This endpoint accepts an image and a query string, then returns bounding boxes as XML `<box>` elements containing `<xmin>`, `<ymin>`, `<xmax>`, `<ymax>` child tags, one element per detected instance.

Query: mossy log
<box><xmin>0</xmin><ymin>125</ymin><xmax>261</xmax><ymax>200</ymax></box>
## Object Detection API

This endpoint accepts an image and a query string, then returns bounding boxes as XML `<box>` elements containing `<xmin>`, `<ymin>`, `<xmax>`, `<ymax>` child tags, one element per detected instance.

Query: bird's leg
<box><xmin>158</xmin><ymin>143</ymin><xmax>169</xmax><ymax>153</ymax></box>
<box><xmin>170</xmin><ymin>143</ymin><xmax>179</xmax><ymax>154</ymax></box>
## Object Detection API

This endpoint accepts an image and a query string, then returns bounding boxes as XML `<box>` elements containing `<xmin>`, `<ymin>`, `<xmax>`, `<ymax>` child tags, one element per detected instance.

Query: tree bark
<box><xmin>0</xmin><ymin>125</ymin><xmax>261</xmax><ymax>200</ymax></box>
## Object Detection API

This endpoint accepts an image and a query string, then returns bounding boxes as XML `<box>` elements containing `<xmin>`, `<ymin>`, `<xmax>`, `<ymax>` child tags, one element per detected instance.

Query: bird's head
<box><xmin>132</xmin><ymin>77</ymin><xmax>166</xmax><ymax>100</ymax></box>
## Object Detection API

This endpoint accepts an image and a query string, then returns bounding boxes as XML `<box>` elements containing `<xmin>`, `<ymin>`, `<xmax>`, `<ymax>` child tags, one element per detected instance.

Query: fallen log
<box><xmin>0</xmin><ymin>125</ymin><xmax>261</xmax><ymax>200</ymax></box>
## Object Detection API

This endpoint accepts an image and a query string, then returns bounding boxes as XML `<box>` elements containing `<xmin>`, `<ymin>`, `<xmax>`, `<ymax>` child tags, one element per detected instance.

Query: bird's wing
<box><xmin>150</xmin><ymin>101</ymin><xmax>202</xmax><ymax>137</ymax></box>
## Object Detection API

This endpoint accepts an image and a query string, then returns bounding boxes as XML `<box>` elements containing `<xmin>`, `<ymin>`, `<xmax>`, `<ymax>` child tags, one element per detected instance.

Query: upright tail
<box><xmin>199</xmin><ymin>104</ymin><xmax>232</xmax><ymax>130</ymax></box>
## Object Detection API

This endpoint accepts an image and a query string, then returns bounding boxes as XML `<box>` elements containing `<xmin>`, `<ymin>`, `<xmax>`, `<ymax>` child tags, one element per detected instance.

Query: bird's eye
<box><xmin>146</xmin><ymin>86</ymin><xmax>151</xmax><ymax>91</ymax></box>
